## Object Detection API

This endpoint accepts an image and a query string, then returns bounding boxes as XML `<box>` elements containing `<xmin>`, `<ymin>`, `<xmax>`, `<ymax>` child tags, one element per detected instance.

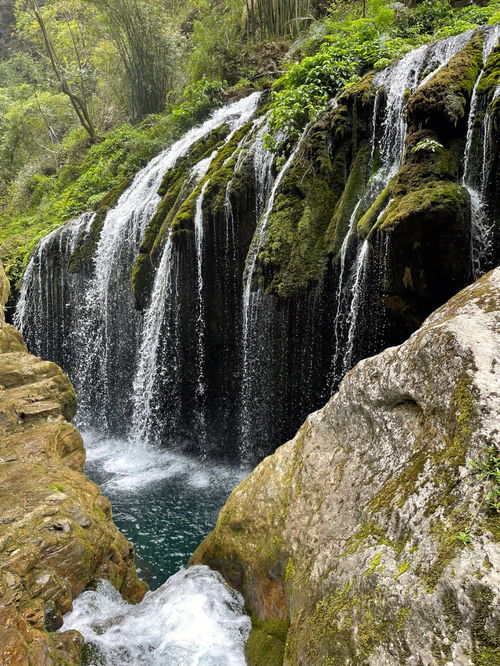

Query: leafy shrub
<box><xmin>268</xmin><ymin>0</ymin><xmax>500</xmax><ymax>138</ymax></box>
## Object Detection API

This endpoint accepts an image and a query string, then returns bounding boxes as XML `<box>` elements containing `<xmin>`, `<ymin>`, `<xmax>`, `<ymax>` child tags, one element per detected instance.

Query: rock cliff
<box><xmin>0</xmin><ymin>261</ymin><xmax>147</xmax><ymax>664</ymax></box>
<box><xmin>193</xmin><ymin>267</ymin><xmax>500</xmax><ymax>665</ymax></box>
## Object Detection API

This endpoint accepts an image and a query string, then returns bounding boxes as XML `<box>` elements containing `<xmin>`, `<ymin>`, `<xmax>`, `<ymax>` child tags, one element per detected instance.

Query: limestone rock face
<box><xmin>193</xmin><ymin>268</ymin><xmax>500</xmax><ymax>665</ymax></box>
<box><xmin>0</xmin><ymin>262</ymin><xmax>147</xmax><ymax>665</ymax></box>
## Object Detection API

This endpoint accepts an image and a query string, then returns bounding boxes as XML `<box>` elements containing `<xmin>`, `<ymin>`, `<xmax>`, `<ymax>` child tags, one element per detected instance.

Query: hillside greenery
<box><xmin>0</xmin><ymin>0</ymin><xmax>498</xmax><ymax>285</ymax></box>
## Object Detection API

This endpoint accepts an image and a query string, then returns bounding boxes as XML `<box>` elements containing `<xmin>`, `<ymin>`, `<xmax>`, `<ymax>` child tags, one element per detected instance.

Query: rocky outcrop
<box><xmin>0</xmin><ymin>262</ymin><xmax>147</xmax><ymax>664</ymax></box>
<box><xmin>193</xmin><ymin>268</ymin><xmax>500</xmax><ymax>665</ymax></box>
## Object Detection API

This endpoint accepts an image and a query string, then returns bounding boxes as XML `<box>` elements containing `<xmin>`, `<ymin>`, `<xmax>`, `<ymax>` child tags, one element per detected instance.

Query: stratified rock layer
<box><xmin>0</xmin><ymin>261</ymin><xmax>147</xmax><ymax>665</ymax></box>
<box><xmin>193</xmin><ymin>267</ymin><xmax>500</xmax><ymax>665</ymax></box>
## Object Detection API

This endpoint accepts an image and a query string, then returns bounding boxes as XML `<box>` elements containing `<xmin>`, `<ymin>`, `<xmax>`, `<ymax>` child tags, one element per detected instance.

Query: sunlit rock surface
<box><xmin>0</xmin><ymin>261</ymin><xmax>147</xmax><ymax>664</ymax></box>
<box><xmin>193</xmin><ymin>267</ymin><xmax>500</xmax><ymax>665</ymax></box>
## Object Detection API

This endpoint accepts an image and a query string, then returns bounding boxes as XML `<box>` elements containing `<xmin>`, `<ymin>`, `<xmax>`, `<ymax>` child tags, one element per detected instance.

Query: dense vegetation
<box><xmin>0</xmin><ymin>0</ymin><xmax>498</xmax><ymax>285</ymax></box>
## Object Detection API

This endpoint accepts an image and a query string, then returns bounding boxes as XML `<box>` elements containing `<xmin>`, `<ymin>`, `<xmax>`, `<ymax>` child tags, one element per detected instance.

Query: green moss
<box><xmin>256</xmin><ymin>120</ymin><xmax>346</xmax><ymax>297</ymax></box>
<box><xmin>327</xmin><ymin>144</ymin><xmax>371</xmax><ymax>254</ymax></box>
<box><xmin>394</xmin><ymin>561</ymin><xmax>410</xmax><ymax>579</ymax></box>
<box><xmin>429</xmin><ymin>372</ymin><xmax>476</xmax><ymax>484</ymax></box>
<box><xmin>414</xmin><ymin>374</ymin><xmax>479</xmax><ymax>590</ymax></box>
<box><xmin>262</xmin><ymin>535</ymin><xmax>284</xmax><ymax>569</ymax></box>
<box><xmin>423</xmin><ymin>511</ymin><xmax>469</xmax><ymax>592</ymax></box>
<box><xmin>245</xmin><ymin>616</ymin><xmax>289</xmax><ymax>666</ymax></box>
<box><xmin>441</xmin><ymin>587</ymin><xmax>461</xmax><ymax>637</ymax></box>
<box><xmin>476</xmin><ymin>44</ymin><xmax>500</xmax><ymax>95</ymax></box>
<box><xmin>393</xmin><ymin>135</ymin><xmax>458</xmax><ymax>196</ymax></box>
<box><xmin>357</xmin><ymin>181</ymin><xmax>394</xmax><ymax>237</ymax></box>
<box><xmin>302</xmin><ymin>583</ymin><xmax>410</xmax><ymax>663</ymax></box>
<box><xmin>369</xmin><ymin>448</ymin><xmax>426</xmax><ymax>512</ymax></box>
<box><xmin>342</xmin><ymin>521</ymin><xmax>404</xmax><ymax>557</ymax></box>
<box><xmin>284</xmin><ymin>557</ymin><xmax>295</xmax><ymax>582</ymax></box>
<box><xmin>408</xmin><ymin>33</ymin><xmax>484</xmax><ymax>127</ymax></box>
<box><xmin>395</xmin><ymin>607</ymin><xmax>410</xmax><ymax>632</ymax></box>
<box><xmin>470</xmin><ymin>585</ymin><xmax>499</xmax><ymax>665</ymax></box>
<box><xmin>378</xmin><ymin>180</ymin><xmax>468</xmax><ymax>232</ymax></box>
<box><xmin>365</xmin><ymin>551</ymin><xmax>384</xmax><ymax>576</ymax></box>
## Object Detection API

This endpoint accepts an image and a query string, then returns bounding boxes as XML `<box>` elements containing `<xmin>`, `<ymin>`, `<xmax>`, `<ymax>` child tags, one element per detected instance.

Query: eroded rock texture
<box><xmin>0</xmin><ymin>261</ymin><xmax>147</xmax><ymax>664</ymax></box>
<box><xmin>193</xmin><ymin>267</ymin><xmax>500</xmax><ymax>665</ymax></box>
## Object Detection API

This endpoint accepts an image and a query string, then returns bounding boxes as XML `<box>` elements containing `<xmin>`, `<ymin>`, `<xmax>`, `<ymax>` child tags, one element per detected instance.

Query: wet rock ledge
<box><xmin>193</xmin><ymin>268</ymin><xmax>500</xmax><ymax>665</ymax></box>
<box><xmin>0</xmin><ymin>261</ymin><xmax>147</xmax><ymax>664</ymax></box>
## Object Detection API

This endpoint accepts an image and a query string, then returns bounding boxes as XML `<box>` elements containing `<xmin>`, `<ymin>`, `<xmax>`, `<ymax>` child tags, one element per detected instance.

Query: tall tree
<box><xmin>23</xmin><ymin>0</ymin><xmax>96</xmax><ymax>138</ymax></box>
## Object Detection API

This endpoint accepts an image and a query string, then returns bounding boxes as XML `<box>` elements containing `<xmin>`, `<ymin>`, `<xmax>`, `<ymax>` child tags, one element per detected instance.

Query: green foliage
<box><xmin>165</xmin><ymin>79</ymin><xmax>226</xmax><ymax>132</ymax></box>
<box><xmin>471</xmin><ymin>446</ymin><xmax>500</xmax><ymax>514</ymax></box>
<box><xmin>455</xmin><ymin>531</ymin><xmax>472</xmax><ymax>546</ymax></box>
<box><xmin>269</xmin><ymin>39</ymin><xmax>361</xmax><ymax>138</ymax></box>
<box><xmin>268</xmin><ymin>0</ymin><xmax>500</xmax><ymax>137</ymax></box>
<box><xmin>411</xmin><ymin>138</ymin><xmax>444</xmax><ymax>154</ymax></box>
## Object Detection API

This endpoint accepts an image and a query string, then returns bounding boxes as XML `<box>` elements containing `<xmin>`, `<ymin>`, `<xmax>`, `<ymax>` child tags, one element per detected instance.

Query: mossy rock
<box><xmin>246</xmin><ymin>616</ymin><xmax>289</xmax><ymax>666</ymax></box>
<box><xmin>328</xmin><ymin>143</ymin><xmax>372</xmax><ymax>252</ymax></box>
<box><xmin>256</xmin><ymin>121</ymin><xmax>346</xmax><ymax>297</ymax></box>
<box><xmin>68</xmin><ymin>177</ymin><xmax>132</xmax><ymax>274</ymax></box>
<box><xmin>476</xmin><ymin>43</ymin><xmax>500</xmax><ymax>96</ymax></box>
<box><xmin>407</xmin><ymin>32</ymin><xmax>484</xmax><ymax>134</ymax></box>
<box><xmin>377</xmin><ymin>180</ymin><xmax>468</xmax><ymax>233</ymax></box>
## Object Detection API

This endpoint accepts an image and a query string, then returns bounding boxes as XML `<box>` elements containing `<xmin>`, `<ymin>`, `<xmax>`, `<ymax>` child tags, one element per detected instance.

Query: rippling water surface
<box><xmin>83</xmin><ymin>432</ymin><xmax>247</xmax><ymax>588</ymax></box>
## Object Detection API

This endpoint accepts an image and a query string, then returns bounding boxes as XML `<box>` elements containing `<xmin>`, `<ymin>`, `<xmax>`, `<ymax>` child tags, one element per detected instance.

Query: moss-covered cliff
<box><xmin>193</xmin><ymin>268</ymin><xmax>500</xmax><ymax>665</ymax></box>
<box><xmin>0</xmin><ymin>262</ymin><xmax>147</xmax><ymax>664</ymax></box>
<box><xmin>14</xmin><ymin>27</ymin><xmax>500</xmax><ymax>462</ymax></box>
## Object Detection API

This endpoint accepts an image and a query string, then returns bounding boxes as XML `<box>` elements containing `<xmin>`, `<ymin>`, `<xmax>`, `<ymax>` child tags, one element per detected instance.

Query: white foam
<box><xmin>84</xmin><ymin>432</ymin><xmax>247</xmax><ymax>492</ymax></box>
<box><xmin>61</xmin><ymin>566</ymin><xmax>251</xmax><ymax>665</ymax></box>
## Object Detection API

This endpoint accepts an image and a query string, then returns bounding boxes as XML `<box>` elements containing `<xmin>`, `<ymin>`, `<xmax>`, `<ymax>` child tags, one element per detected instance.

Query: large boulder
<box><xmin>193</xmin><ymin>267</ymin><xmax>500</xmax><ymax>665</ymax></box>
<box><xmin>0</xmin><ymin>262</ymin><xmax>147</xmax><ymax>665</ymax></box>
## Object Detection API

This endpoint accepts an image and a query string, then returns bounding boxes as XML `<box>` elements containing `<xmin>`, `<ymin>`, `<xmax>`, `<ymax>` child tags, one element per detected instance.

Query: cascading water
<box><xmin>14</xmin><ymin>213</ymin><xmax>95</xmax><ymax>364</ymax></box>
<box><xmin>328</xmin><ymin>28</ymin><xmax>482</xmax><ymax>387</ymax></box>
<box><xmin>61</xmin><ymin>566</ymin><xmax>250</xmax><ymax>665</ymax></box>
<box><xmin>16</xmin><ymin>93</ymin><xmax>261</xmax><ymax>437</ymax></box>
<box><xmin>343</xmin><ymin>240</ymin><xmax>369</xmax><ymax>370</ymax></box>
<box><xmin>239</xmin><ymin>134</ymin><xmax>304</xmax><ymax>459</ymax></box>
<box><xmin>129</xmin><ymin>93</ymin><xmax>261</xmax><ymax>451</ymax></box>
<box><xmin>461</xmin><ymin>24</ymin><xmax>500</xmax><ymax>278</ymax></box>
<box><xmin>194</xmin><ymin>181</ymin><xmax>209</xmax><ymax>451</ymax></box>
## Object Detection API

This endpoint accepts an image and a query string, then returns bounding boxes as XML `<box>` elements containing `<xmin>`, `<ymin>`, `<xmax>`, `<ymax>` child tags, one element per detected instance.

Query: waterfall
<box><xmin>129</xmin><ymin>93</ymin><xmax>261</xmax><ymax>449</ymax></box>
<box><xmin>375</xmin><ymin>44</ymin><xmax>428</xmax><ymax>167</ymax></box>
<box><xmin>15</xmin><ymin>29</ymin><xmax>496</xmax><ymax>464</ymax></box>
<box><xmin>14</xmin><ymin>213</ymin><xmax>94</xmax><ymax>363</ymax></box>
<box><xmin>194</xmin><ymin>181</ymin><xmax>209</xmax><ymax>450</ymax></box>
<box><xmin>343</xmin><ymin>239</ymin><xmax>369</xmax><ymax>370</ymax></box>
<box><xmin>239</xmin><ymin>136</ymin><xmax>304</xmax><ymax>459</ymax></box>
<box><xmin>461</xmin><ymin>24</ymin><xmax>500</xmax><ymax>279</ymax></box>
<box><xmin>330</xmin><ymin>200</ymin><xmax>362</xmax><ymax>384</ymax></box>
